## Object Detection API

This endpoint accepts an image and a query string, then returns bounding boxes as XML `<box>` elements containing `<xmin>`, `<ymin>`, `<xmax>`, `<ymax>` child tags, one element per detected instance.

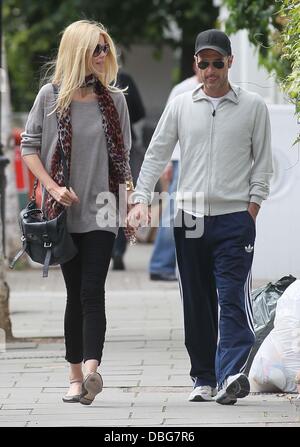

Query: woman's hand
<box><xmin>47</xmin><ymin>185</ymin><xmax>80</xmax><ymax>207</ymax></box>
<box><xmin>21</xmin><ymin>154</ymin><xmax>80</xmax><ymax>207</ymax></box>
<box><xmin>126</xmin><ymin>190</ymin><xmax>135</xmax><ymax>212</ymax></box>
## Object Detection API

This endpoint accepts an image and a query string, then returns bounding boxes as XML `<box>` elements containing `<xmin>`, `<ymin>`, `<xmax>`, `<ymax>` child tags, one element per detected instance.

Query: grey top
<box><xmin>131</xmin><ymin>84</ymin><xmax>273</xmax><ymax>216</ymax></box>
<box><xmin>21</xmin><ymin>83</ymin><xmax>132</xmax><ymax>234</ymax></box>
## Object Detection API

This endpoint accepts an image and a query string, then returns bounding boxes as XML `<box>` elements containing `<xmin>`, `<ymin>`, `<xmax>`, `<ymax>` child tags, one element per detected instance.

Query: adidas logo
<box><xmin>245</xmin><ymin>244</ymin><xmax>254</xmax><ymax>253</ymax></box>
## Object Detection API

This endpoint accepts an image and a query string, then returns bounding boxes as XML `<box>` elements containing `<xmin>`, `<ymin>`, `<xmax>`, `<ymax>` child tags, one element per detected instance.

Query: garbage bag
<box><xmin>244</xmin><ymin>275</ymin><xmax>296</xmax><ymax>374</ymax></box>
<box><xmin>249</xmin><ymin>279</ymin><xmax>300</xmax><ymax>393</ymax></box>
<box><xmin>249</xmin><ymin>336</ymin><xmax>289</xmax><ymax>392</ymax></box>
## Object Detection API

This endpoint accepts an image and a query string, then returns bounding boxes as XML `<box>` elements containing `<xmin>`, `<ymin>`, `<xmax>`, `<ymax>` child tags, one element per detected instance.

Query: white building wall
<box><xmin>229</xmin><ymin>30</ymin><xmax>286</xmax><ymax>105</ymax></box>
<box><xmin>253</xmin><ymin>105</ymin><xmax>300</xmax><ymax>280</ymax></box>
<box><xmin>217</xmin><ymin>0</ymin><xmax>286</xmax><ymax>104</ymax></box>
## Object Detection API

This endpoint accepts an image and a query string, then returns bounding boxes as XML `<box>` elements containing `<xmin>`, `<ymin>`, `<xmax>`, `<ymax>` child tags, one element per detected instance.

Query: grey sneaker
<box><xmin>215</xmin><ymin>373</ymin><xmax>250</xmax><ymax>405</ymax></box>
<box><xmin>189</xmin><ymin>385</ymin><xmax>217</xmax><ymax>402</ymax></box>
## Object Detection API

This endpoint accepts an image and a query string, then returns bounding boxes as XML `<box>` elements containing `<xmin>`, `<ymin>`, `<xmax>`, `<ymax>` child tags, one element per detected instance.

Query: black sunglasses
<box><xmin>197</xmin><ymin>60</ymin><xmax>225</xmax><ymax>70</ymax></box>
<box><xmin>93</xmin><ymin>43</ymin><xmax>110</xmax><ymax>57</ymax></box>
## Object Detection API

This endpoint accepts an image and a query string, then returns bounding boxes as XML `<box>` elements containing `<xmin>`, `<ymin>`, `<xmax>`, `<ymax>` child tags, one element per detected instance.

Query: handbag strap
<box><xmin>9</xmin><ymin>238</ymin><xmax>27</xmax><ymax>269</ymax></box>
<box><xmin>10</xmin><ymin>237</ymin><xmax>51</xmax><ymax>277</ymax></box>
<box><xmin>31</xmin><ymin>83</ymin><xmax>70</xmax><ymax>201</ymax></box>
<box><xmin>43</xmin><ymin>248</ymin><xmax>52</xmax><ymax>278</ymax></box>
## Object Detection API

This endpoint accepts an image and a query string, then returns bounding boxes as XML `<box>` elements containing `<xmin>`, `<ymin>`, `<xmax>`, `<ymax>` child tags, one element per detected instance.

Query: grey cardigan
<box><xmin>21</xmin><ymin>83</ymin><xmax>132</xmax><ymax>233</ymax></box>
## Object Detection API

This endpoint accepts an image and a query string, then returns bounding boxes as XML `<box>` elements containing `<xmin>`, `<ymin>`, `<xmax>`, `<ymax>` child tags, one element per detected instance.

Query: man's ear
<box><xmin>228</xmin><ymin>55</ymin><xmax>234</xmax><ymax>68</ymax></box>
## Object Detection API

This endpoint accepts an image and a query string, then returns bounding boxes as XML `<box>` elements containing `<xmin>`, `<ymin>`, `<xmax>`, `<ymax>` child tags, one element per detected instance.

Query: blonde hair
<box><xmin>44</xmin><ymin>20</ymin><xmax>121</xmax><ymax>115</ymax></box>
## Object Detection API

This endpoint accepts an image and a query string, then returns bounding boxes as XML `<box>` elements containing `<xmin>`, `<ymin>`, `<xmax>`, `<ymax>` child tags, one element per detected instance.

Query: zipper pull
<box><xmin>212</xmin><ymin>109</ymin><xmax>216</xmax><ymax>117</ymax></box>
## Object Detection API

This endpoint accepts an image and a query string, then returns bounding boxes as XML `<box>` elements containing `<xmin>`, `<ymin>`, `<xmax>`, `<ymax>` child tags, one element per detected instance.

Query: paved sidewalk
<box><xmin>1</xmin><ymin>243</ymin><xmax>299</xmax><ymax>427</ymax></box>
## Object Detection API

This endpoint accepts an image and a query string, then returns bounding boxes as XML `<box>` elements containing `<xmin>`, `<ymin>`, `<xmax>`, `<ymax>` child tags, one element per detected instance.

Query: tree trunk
<box><xmin>0</xmin><ymin>42</ymin><xmax>15</xmax><ymax>341</ymax></box>
<box><xmin>2</xmin><ymin>43</ymin><xmax>20</xmax><ymax>260</ymax></box>
<box><xmin>0</xmin><ymin>210</ymin><xmax>13</xmax><ymax>341</ymax></box>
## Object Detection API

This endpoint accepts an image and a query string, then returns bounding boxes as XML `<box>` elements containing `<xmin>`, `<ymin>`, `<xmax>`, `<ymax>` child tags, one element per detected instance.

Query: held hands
<box><xmin>126</xmin><ymin>203</ymin><xmax>150</xmax><ymax>230</ymax></box>
<box><xmin>126</xmin><ymin>190</ymin><xmax>135</xmax><ymax>212</ymax></box>
<box><xmin>48</xmin><ymin>185</ymin><xmax>80</xmax><ymax>207</ymax></box>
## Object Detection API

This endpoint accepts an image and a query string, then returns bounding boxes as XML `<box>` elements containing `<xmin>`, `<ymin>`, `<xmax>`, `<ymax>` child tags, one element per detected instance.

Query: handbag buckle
<box><xmin>21</xmin><ymin>235</ymin><xmax>26</xmax><ymax>242</ymax></box>
<box><xmin>44</xmin><ymin>242</ymin><xmax>52</xmax><ymax>248</ymax></box>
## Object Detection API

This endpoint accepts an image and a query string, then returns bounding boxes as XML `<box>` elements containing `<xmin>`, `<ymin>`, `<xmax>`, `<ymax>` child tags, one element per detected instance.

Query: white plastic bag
<box><xmin>249</xmin><ymin>279</ymin><xmax>300</xmax><ymax>393</ymax></box>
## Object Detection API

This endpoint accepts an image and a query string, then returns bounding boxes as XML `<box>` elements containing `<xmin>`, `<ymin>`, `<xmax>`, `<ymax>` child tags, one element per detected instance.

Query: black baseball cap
<box><xmin>195</xmin><ymin>29</ymin><xmax>232</xmax><ymax>57</ymax></box>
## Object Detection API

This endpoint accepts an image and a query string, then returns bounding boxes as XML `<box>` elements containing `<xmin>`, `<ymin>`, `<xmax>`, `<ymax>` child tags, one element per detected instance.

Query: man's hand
<box><xmin>247</xmin><ymin>202</ymin><xmax>260</xmax><ymax>222</ymax></box>
<box><xmin>127</xmin><ymin>203</ymin><xmax>150</xmax><ymax>229</ymax></box>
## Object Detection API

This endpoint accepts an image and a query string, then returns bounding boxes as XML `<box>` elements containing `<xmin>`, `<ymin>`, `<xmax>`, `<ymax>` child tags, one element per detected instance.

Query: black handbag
<box><xmin>10</xmin><ymin>88</ymin><xmax>78</xmax><ymax>277</ymax></box>
<box><xmin>10</xmin><ymin>196</ymin><xmax>78</xmax><ymax>277</ymax></box>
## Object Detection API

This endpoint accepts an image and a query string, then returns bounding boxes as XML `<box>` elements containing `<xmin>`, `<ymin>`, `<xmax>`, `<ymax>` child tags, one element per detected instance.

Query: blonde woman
<box><xmin>21</xmin><ymin>20</ymin><xmax>134</xmax><ymax>405</ymax></box>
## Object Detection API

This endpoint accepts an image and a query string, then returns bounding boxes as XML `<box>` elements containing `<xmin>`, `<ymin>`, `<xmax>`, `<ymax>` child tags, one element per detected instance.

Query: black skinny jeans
<box><xmin>60</xmin><ymin>230</ymin><xmax>115</xmax><ymax>365</ymax></box>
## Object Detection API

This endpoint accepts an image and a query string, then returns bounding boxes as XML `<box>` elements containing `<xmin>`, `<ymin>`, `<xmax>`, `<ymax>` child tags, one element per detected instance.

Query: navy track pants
<box><xmin>174</xmin><ymin>210</ymin><xmax>256</xmax><ymax>388</ymax></box>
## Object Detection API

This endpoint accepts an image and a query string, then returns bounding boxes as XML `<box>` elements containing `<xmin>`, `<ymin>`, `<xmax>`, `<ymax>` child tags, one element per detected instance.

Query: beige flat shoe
<box><xmin>62</xmin><ymin>379</ymin><xmax>83</xmax><ymax>403</ymax></box>
<box><xmin>79</xmin><ymin>372</ymin><xmax>103</xmax><ymax>405</ymax></box>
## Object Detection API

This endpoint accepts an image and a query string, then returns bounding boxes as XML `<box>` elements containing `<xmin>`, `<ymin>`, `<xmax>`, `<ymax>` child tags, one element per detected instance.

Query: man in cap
<box><xmin>128</xmin><ymin>29</ymin><xmax>273</xmax><ymax>405</ymax></box>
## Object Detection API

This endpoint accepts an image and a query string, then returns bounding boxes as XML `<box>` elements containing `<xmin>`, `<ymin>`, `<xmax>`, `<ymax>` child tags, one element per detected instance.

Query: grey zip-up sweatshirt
<box><xmin>131</xmin><ymin>84</ymin><xmax>273</xmax><ymax>216</ymax></box>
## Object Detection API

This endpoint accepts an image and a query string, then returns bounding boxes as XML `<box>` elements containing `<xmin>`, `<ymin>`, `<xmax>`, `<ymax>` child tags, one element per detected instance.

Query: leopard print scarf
<box><xmin>45</xmin><ymin>75</ymin><xmax>135</xmax><ymax>243</ymax></box>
